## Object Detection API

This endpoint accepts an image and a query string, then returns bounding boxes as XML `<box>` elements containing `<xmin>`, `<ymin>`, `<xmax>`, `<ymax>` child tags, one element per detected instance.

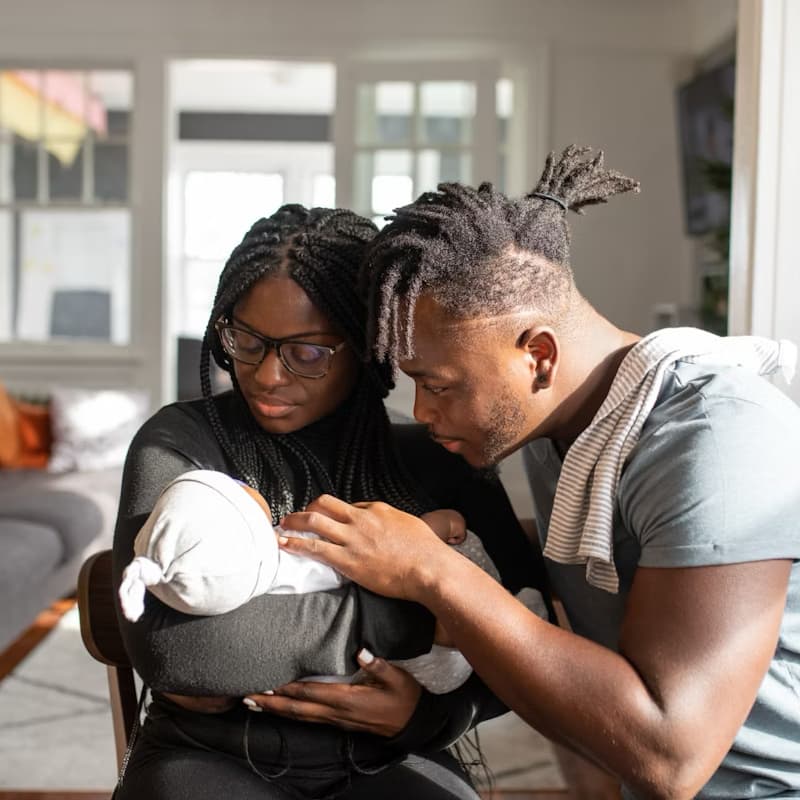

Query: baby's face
<box><xmin>239</xmin><ymin>483</ymin><xmax>274</xmax><ymax>524</ymax></box>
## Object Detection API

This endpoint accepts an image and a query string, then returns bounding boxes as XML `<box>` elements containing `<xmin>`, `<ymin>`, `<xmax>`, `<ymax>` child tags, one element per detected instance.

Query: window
<box><xmin>180</xmin><ymin>170</ymin><xmax>285</xmax><ymax>335</ymax></box>
<box><xmin>0</xmin><ymin>68</ymin><xmax>133</xmax><ymax>344</ymax></box>
<box><xmin>353</xmin><ymin>79</ymin><xmax>476</xmax><ymax>221</ymax></box>
<box><xmin>169</xmin><ymin>60</ymin><xmax>337</xmax><ymax>344</ymax></box>
<box><xmin>336</xmin><ymin>63</ymin><xmax>507</xmax><ymax>224</ymax></box>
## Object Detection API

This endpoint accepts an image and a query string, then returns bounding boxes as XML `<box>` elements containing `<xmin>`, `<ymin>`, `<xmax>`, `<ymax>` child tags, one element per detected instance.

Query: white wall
<box><xmin>550</xmin><ymin>47</ymin><xmax>695</xmax><ymax>334</ymax></box>
<box><xmin>688</xmin><ymin>0</ymin><xmax>739</xmax><ymax>55</ymax></box>
<box><xmin>0</xmin><ymin>0</ymin><xmax>732</xmax><ymax>411</ymax></box>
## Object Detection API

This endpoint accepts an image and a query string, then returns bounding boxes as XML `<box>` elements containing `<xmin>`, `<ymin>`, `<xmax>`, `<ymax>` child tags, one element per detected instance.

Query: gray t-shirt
<box><xmin>524</xmin><ymin>361</ymin><xmax>800</xmax><ymax>799</ymax></box>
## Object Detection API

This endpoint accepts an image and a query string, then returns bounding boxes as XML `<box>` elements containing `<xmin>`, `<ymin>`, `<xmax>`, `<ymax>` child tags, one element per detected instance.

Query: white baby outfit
<box><xmin>118</xmin><ymin>470</ymin><xmax>344</xmax><ymax>622</ymax></box>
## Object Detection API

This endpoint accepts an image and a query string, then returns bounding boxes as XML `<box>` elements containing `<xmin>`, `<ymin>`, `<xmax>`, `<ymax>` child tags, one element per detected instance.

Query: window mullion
<box><xmin>82</xmin><ymin>72</ymin><xmax>93</xmax><ymax>205</ymax></box>
<box><xmin>37</xmin><ymin>75</ymin><xmax>48</xmax><ymax>204</ymax></box>
<box><xmin>411</xmin><ymin>81</ymin><xmax>421</xmax><ymax>197</ymax></box>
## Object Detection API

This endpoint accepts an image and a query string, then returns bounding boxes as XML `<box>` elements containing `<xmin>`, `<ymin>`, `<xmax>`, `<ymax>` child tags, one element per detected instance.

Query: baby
<box><xmin>119</xmin><ymin>470</ymin><xmax>546</xmax><ymax>693</ymax></box>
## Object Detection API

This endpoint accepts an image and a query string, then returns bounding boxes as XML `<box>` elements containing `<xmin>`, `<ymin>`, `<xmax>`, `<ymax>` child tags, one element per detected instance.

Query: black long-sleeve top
<box><xmin>111</xmin><ymin>392</ymin><xmax>550</xmax><ymax>752</ymax></box>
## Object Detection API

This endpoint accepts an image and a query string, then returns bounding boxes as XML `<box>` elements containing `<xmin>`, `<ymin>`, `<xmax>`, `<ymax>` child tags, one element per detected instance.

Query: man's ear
<box><xmin>517</xmin><ymin>327</ymin><xmax>558</xmax><ymax>390</ymax></box>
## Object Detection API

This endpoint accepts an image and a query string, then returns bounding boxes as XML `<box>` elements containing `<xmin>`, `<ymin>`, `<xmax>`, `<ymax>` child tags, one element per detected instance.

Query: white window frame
<box><xmin>730</xmin><ymin>0</ymin><xmax>800</xmax><ymax>405</ymax></box>
<box><xmin>333</xmin><ymin>60</ymin><xmax>501</xmax><ymax>213</ymax></box>
<box><xmin>0</xmin><ymin>63</ymin><xmax>141</xmax><ymax>371</ymax></box>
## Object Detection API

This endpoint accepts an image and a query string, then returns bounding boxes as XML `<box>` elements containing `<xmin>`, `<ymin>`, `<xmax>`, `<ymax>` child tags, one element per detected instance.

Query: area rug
<box><xmin>0</xmin><ymin>607</ymin><xmax>117</xmax><ymax>789</ymax></box>
<box><xmin>0</xmin><ymin>607</ymin><xmax>564</xmax><ymax>791</ymax></box>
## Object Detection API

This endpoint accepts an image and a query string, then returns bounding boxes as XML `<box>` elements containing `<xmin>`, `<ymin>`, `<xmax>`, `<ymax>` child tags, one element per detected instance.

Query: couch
<box><xmin>0</xmin><ymin>383</ymin><xmax>150</xmax><ymax>652</ymax></box>
<box><xmin>0</xmin><ymin>465</ymin><xmax>123</xmax><ymax>652</ymax></box>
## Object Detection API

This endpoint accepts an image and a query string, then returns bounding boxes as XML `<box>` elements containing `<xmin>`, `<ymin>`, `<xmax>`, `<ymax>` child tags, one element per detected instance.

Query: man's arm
<box><xmin>427</xmin><ymin>554</ymin><xmax>789</xmax><ymax>798</ymax></box>
<box><xmin>278</xmin><ymin>497</ymin><xmax>791</xmax><ymax>799</ymax></box>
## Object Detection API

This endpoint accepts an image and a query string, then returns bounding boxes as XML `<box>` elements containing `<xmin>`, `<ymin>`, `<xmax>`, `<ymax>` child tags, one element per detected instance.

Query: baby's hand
<box><xmin>421</xmin><ymin>509</ymin><xmax>467</xmax><ymax>545</ymax></box>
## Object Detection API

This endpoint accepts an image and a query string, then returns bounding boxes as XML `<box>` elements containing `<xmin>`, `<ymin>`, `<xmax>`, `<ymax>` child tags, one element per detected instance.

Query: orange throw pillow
<box><xmin>0</xmin><ymin>385</ymin><xmax>52</xmax><ymax>469</ymax></box>
<box><xmin>15</xmin><ymin>401</ymin><xmax>52</xmax><ymax>468</ymax></box>
<box><xmin>0</xmin><ymin>383</ymin><xmax>21</xmax><ymax>466</ymax></box>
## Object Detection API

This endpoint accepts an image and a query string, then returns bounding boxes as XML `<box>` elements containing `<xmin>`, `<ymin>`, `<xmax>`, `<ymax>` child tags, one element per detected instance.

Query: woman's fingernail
<box><xmin>358</xmin><ymin>647</ymin><xmax>375</xmax><ymax>665</ymax></box>
<box><xmin>242</xmin><ymin>698</ymin><xmax>262</xmax><ymax>711</ymax></box>
<box><xmin>278</xmin><ymin>535</ymin><xmax>289</xmax><ymax>546</ymax></box>
<box><xmin>261</xmin><ymin>690</ymin><xmax>275</xmax><ymax>696</ymax></box>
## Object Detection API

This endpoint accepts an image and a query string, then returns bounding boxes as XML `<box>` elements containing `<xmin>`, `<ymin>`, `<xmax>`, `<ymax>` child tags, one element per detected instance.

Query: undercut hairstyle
<box><xmin>200</xmin><ymin>204</ymin><xmax>428</xmax><ymax>521</ymax></box>
<box><xmin>363</xmin><ymin>144</ymin><xmax>641</xmax><ymax>368</ymax></box>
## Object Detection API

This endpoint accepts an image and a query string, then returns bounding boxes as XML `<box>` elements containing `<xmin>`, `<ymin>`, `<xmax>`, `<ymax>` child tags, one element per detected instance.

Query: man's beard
<box><xmin>478</xmin><ymin>392</ymin><xmax>527</xmax><ymax>467</ymax></box>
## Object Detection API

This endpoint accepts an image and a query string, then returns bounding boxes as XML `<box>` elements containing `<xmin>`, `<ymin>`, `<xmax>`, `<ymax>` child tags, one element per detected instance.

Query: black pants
<box><xmin>115</xmin><ymin>696</ymin><xmax>480</xmax><ymax>800</ymax></box>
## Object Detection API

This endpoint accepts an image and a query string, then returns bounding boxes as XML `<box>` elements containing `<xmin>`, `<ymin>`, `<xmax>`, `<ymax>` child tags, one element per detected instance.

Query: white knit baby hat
<box><xmin>118</xmin><ymin>470</ymin><xmax>279</xmax><ymax>621</ymax></box>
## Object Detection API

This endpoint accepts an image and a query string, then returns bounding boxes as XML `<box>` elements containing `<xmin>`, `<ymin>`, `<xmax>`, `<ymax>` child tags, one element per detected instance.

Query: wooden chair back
<box><xmin>77</xmin><ymin>549</ymin><xmax>138</xmax><ymax>771</ymax></box>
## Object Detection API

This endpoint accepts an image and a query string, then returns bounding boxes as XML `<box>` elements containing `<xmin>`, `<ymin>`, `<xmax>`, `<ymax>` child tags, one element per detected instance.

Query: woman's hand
<box><xmin>242</xmin><ymin>649</ymin><xmax>423</xmax><ymax>738</ymax></box>
<box><xmin>280</xmin><ymin>495</ymin><xmax>454</xmax><ymax>601</ymax></box>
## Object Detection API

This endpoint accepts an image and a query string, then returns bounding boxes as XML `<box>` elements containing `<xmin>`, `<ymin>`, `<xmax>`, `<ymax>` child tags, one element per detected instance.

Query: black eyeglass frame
<box><xmin>215</xmin><ymin>319</ymin><xmax>348</xmax><ymax>379</ymax></box>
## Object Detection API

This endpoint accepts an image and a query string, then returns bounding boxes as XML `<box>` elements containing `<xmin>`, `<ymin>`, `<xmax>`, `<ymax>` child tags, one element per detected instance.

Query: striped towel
<box><xmin>542</xmin><ymin>327</ymin><xmax>797</xmax><ymax>594</ymax></box>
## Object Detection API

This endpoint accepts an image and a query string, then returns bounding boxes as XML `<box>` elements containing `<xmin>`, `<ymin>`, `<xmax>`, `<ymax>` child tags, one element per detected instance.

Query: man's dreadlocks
<box><xmin>363</xmin><ymin>145</ymin><xmax>640</xmax><ymax>369</ymax></box>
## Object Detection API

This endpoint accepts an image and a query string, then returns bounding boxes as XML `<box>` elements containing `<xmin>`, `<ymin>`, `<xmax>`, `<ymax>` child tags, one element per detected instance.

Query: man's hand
<box><xmin>242</xmin><ymin>649</ymin><xmax>423</xmax><ymax>738</ymax></box>
<box><xmin>279</xmin><ymin>495</ymin><xmax>454</xmax><ymax>601</ymax></box>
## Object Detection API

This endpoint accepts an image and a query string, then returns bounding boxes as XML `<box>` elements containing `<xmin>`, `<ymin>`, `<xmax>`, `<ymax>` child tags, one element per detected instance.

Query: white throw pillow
<box><xmin>48</xmin><ymin>387</ymin><xmax>149</xmax><ymax>473</ymax></box>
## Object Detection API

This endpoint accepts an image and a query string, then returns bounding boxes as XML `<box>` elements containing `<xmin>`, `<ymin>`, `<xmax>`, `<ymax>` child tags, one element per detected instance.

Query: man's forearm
<box><xmin>415</xmin><ymin>552</ymin><xmax>706</xmax><ymax>799</ymax></box>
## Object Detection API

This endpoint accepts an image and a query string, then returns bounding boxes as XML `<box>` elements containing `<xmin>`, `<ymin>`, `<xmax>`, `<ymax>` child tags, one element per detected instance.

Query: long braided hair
<box><xmin>363</xmin><ymin>144</ymin><xmax>641</xmax><ymax>369</ymax></box>
<box><xmin>200</xmin><ymin>204</ymin><xmax>429</xmax><ymax>522</ymax></box>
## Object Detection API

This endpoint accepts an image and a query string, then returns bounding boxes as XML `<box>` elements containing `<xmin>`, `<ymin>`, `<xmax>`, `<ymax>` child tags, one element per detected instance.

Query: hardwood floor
<box><xmin>0</xmin><ymin>794</ymin><xmax>111</xmax><ymax>800</ymax></box>
<box><xmin>0</xmin><ymin>792</ymin><xmax>570</xmax><ymax>800</ymax></box>
<box><xmin>0</xmin><ymin>597</ymin><xmax>76</xmax><ymax>681</ymax></box>
<box><xmin>0</xmin><ymin>793</ymin><xmax>572</xmax><ymax>800</ymax></box>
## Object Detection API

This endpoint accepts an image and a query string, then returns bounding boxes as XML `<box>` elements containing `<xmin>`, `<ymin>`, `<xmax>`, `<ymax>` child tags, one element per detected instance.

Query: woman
<box><xmin>112</xmin><ymin>204</ymin><xmax>547</xmax><ymax>799</ymax></box>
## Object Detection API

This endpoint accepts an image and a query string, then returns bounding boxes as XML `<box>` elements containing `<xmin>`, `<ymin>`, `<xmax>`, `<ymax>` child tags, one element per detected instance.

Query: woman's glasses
<box><xmin>215</xmin><ymin>320</ymin><xmax>348</xmax><ymax>379</ymax></box>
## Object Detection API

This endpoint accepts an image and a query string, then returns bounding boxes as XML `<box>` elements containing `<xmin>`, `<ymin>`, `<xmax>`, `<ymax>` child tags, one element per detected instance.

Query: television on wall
<box><xmin>676</xmin><ymin>59</ymin><xmax>735</xmax><ymax>236</ymax></box>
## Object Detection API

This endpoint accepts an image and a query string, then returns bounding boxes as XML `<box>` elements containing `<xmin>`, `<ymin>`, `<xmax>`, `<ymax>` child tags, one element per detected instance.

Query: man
<box><xmin>257</xmin><ymin>146</ymin><xmax>800</xmax><ymax>799</ymax></box>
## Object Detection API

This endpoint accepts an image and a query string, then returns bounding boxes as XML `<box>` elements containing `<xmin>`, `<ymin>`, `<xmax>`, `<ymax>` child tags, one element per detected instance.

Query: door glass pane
<box><xmin>355</xmin><ymin>149</ymin><xmax>413</xmax><ymax>216</ymax></box>
<box><xmin>181</xmin><ymin>258</ymin><xmax>222</xmax><ymax>337</ymax></box>
<box><xmin>356</xmin><ymin>82</ymin><xmax>414</xmax><ymax>146</ymax></box>
<box><xmin>497</xmin><ymin>78</ymin><xmax>513</xmax><ymax>146</ymax></box>
<box><xmin>184</xmin><ymin>171</ymin><xmax>284</xmax><ymax>261</ymax></box>
<box><xmin>312</xmin><ymin>174</ymin><xmax>335</xmax><ymax>208</ymax></box>
<box><xmin>417</xmin><ymin>149</ymin><xmax>472</xmax><ymax>193</ymax></box>
<box><xmin>419</xmin><ymin>81</ymin><xmax>475</xmax><ymax>145</ymax></box>
<box><xmin>372</xmin><ymin>174</ymin><xmax>413</xmax><ymax>215</ymax></box>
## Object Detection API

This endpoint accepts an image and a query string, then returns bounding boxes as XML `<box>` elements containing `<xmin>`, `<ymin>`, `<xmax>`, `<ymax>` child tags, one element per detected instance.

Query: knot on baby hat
<box><xmin>119</xmin><ymin>470</ymin><xmax>279</xmax><ymax>621</ymax></box>
<box><xmin>119</xmin><ymin>556</ymin><xmax>165</xmax><ymax>622</ymax></box>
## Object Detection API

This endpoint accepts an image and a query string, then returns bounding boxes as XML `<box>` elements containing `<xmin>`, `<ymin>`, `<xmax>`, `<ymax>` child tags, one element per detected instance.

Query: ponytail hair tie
<box><xmin>529</xmin><ymin>192</ymin><xmax>569</xmax><ymax>212</ymax></box>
